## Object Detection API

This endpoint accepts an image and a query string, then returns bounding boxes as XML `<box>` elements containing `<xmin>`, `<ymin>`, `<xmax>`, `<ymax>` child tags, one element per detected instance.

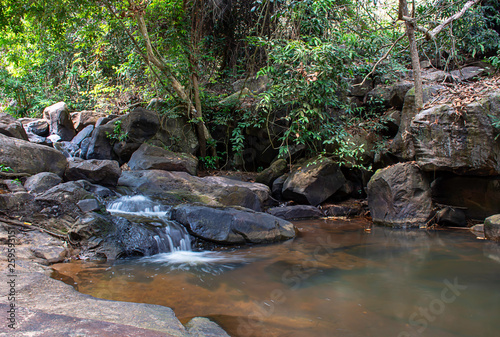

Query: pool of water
<box><xmin>52</xmin><ymin>218</ymin><xmax>500</xmax><ymax>337</ymax></box>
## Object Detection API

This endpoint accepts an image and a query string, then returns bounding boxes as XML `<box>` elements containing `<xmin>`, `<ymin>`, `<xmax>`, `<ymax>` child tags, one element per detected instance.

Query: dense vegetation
<box><xmin>1</xmin><ymin>0</ymin><xmax>499</xmax><ymax>169</ymax></box>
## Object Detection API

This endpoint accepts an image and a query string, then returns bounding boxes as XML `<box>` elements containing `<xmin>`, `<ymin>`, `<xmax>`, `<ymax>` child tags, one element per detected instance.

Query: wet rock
<box><xmin>43</xmin><ymin>102</ymin><xmax>76</xmax><ymax>141</ymax></box>
<box><xmin>282</xmin><ymin>157</ymin><xmax>346</xmax><ymax>206</ymax></box>
<box><xmin>53</xmin><ymin>141</ymin><xmax>80</xmax><ymax>158</ymax></box>
<box><xmin>272</xmin><ymin>174</ymin><xmax>288</xmax><ymax>200</ymax></box>
<box><xmin>77</xmin><ymin>199</ymin><xmax>101</xmax><ymax>213</ymax></box>
<box><xmin>410</xmin><ymin>93</ymin><xmax>500</xmax><ymax>175</ymax></box>
<box><xmin>71</xmin><ymin>125</ymin><xmax>94</xmax><ymax>147</ymax></box>
<box><xmin>171</xmin><ymin>204</ymin><xmax>296</xmax><ymax>244</ymax></box>
<box><xmin>484</xmin><ymin>214</ymin><xmax>500</xmax><ymax>242</ymax></box>
<box><xmin>65</xmin><ymin>158</ymin><xmax>121</xmax><ymax>187</ymax></box>
<box><xmin>323</xmin><ymin>200</ymin><xmax>364</xmax><ymax>217</ymax></box>
<box><xmin>127</xmin><ymin>143</ymin><xmax>198</xmax><ymax>176</ymax></box>
<box><xmin>255</xmin><ymin>159</ymin><xmax>287</xmax><ymax>187</ymax></box>
<box><xmin>436</xmin><ymin>206</ymin><xmax>467</xmax><ymax>227</ymax></box>
<box><xmin>431</xmin><ymin>175</ymin><xmax>500</xmax><ymax>220</ymax></box>
<box><xmin>367</xmin><ymin>162</ymin><xmax>433</xmax><ymax>227</ymax></box>
<box><xmin>118</xmin><ymin>170</ymin><xmax>267</xmax><ymax>211</ymax></box>
<box><xmin>86</xmin><ymin>123</ymin><xmax>115</xmax><ymax>160</ymax></box>
<box><xmin>24</xmin><ymin>172</ymin><xmax>63</xmax><ymax>194</ymax></box>
<box><xmin>267</xmin><ymin>205</ymin><xmax>323</xmax><ymax>220</ymax></box>
<box><xmin>0</xmin><ymin>112</ymin><xmax>28</xmax><ymax>140</ymax></box>
<box><xmin>0</xmin><ymin>133</ymin><xmax>67</xmax><ymax>176</ymax></box>
<box><xmin>21</xmin><ymin>118</ymin><xmax>50</xmax><ymax>137</ymax></box>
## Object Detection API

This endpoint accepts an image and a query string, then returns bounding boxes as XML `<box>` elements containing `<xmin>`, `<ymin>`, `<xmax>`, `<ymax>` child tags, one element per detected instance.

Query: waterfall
<box><xmin>107</xmin><ymin>195</ymin><xmax>192</xmax><ymax>253</ymax></box>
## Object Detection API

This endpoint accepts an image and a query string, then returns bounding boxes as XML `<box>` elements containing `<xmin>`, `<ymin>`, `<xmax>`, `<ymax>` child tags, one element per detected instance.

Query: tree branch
<box><xmin>427</xmin><ymin>0</ymin><xmax>481</xmax><ymax>40</ymax></box>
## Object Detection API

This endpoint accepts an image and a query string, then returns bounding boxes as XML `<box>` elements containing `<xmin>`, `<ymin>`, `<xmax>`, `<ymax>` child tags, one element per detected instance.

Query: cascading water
<box><xmin>106</xmin><ymin>195</ymin><xmax>249</xmax><ymax>274</ymax></box>
<box><xmin>107</xmin><ymin>195</ymin><xmax>191</xmax><ymax>253</ymax></box>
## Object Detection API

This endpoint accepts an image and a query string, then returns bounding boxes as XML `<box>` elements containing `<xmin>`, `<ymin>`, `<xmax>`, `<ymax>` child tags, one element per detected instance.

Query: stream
<box><xmin>51</xmin><ymin>197</ymin><xmax>500</xmax><ymax>337</ymax></box>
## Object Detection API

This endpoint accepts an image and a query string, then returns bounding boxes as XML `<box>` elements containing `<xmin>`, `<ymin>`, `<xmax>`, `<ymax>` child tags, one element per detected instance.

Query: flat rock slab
<box><xmin>267</xmin><ymin>205</ymin><xmax>323</xmax><ymax>220</ymax></box>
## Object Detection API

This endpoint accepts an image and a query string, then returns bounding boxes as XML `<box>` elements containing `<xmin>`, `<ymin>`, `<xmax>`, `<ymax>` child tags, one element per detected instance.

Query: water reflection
<box><xmin>52</xmin><ymin>218</ymin><xmax>500</xmax><ymax>337</ymax></box>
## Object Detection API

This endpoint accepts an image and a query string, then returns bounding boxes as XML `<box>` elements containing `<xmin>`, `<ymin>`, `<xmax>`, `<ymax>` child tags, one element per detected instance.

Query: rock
<box><xmin>255</xmin><ymin>159</ymin><xmax>287</xmax><ymax>186</ymax></box>
<box><xmin>117</xmin><ymin>170</ymin><xmax>269</xmax><ymax>211</ymax></box>
<box><xmin>70</xmin><ymin>110</ymin><xmax>107</xmax><ymax>131</ymax></box>
<box><xmin>436</xmin><ymin>206</ymin><xmax>467</xmax><ymax>227</ymax></box>
<box><xmin>410</xmin><ymin>93</ymin><xmax>500</xmax><ymax>175</ymax></box>
<box><xmin>86</xmin><ymin>123</ymin><xmax>115</xmax><ymax>160</ymax></box>
<box><xmin>389</xmin><ymin>81</ymin><xmax>413</xmax><ymax>109</ymax></box>
<box><xmin>4</xmin><ymin>179</ymin><xmax>26</xmax><ymax>193</ymax></box>
<box><xmin>31</xmin><ymin>245</ymin><xmax>67</xmax><ymax>264</ymax></box>
<box><xmin>0</xmin><ymin>192</ymin><xmax>34</xmax><ymax>213</ymax></box>
<box><xmin>267</xmin><ymin>205</ymin><xmax>323</xmax><ymax>220</ymax></box>
<box><xmin>0</xmin><ymin>112</ymin><xmax>29</xmax><ymax>140</ymax></box>
<box><xmin>365</xmin><ymin>85</ymin><xmax>392</xmax><ymax>109</ymax></box>
<box><xmin>43</xmin><ymin>102</ymin><xmax>76</xmax><ymax>141</ymax></box>
<box><xmin>323</xmin><ymin>200</ymin><xmax>364</xmax><ymax>217</ymax></box>
<box><xmin>484</xmin><ymin>214</ymin><xmax>500</xmax><ymax>242</ymax></box>
<box><xmin>470</xmin><ymin>224</ymin><xmax>484</xmax><ymax>233</ymax></box>
<box><xmin>422</xmin><ymin>69</ymin><xmax>450</xmax><ymax>83</ymax></box>
<box><xmin>95</xmin><ymin>114</ymin><xmax>118</xmax><ymax>128</ymax></box>
<box><xmin>450</xmin><ymin>66</ymin><xmax>486</xmax><ymax>82</ymax></box>
<box><xmin>149</xmin><ymin>113</ymin><xmax>199</xmax><ymax>155</ymax></box>
<box><xmin>0</xmin><ymin>133</ymin><xmax>67</xmax><ymax>176</ymax></box>
<box><xmin>186</xmin><ymin>317</ymin><xmax>231</xmax><ymax>337</ymax></box>
<box><xmin>232</xmin><ymin>75</ymin><xmax>269</xmax><ymax>94</ymax></box>
<box><xmin>24</xmin><ymin>172</ymin><xmax>63</xmax><ymax>194</ymax></box>
<box><xmin>367</xmin><ymin>162</ymin><xmax>433</xmax><ymax>227</ymax></box>
<box><xmin>53</xmin><ymin>141</ymin><xmax>80</xmax><ymax>158</ymax></box>
<box><xmin>282</xmin><ymin>157</ymin><xmax>346</xmax><ymax>206</ymax></box>
<box><xmin>26</xmin><ymin>133</ymin><xmax>51</xmax><ymax>145</ymax></box>
<box><xmin>36</xmin><ymin>180</ymin><xmax>114</xmax><ymax>216</ymax></box>
<box><xmin>431</xmin><ymin>175</ymin><xmax>500</xmax><ymax>220</ymax></box>
<box><xmin>382</xmin><ymin>109</ymin><xmax>401</xmax><ymax>136</ymax></box>
<box><xmin>65</xmin><ymin>158</ymin><xmax>121</xmax><ymax>187</ymax></box>
<box><xmin>391</xmin><ymin>85</ymin><xmax>445</xmax><ymax>158</ymax></box>
<box><xmin>122</xmin><ymin>108</ymin><xmax>160</xmax><ymax>143</ymax></box>
<box><xmin>77</xmin><ymin>199</ymin><xmax>101</xmax><ymax>213</ymax></box>
<box><xmin>171</xmin><ymin>204</ymin><xmax>296</xmax><ymax>244</ymax></box>
<box><xmin>219</xmin><ymin>88</ymin><xmax>253</xmax><ymax>107</ymax></box>
<box><xmin>23</xmin><ymin>119</ymin><xmax>50</xmax><ymax>136</ymax></box>
<box><xmin>71</xmin><ymin>125</ymin><xmax>94</xmax><ymax>147</ymax></box>
<box><xmin>272</xmin><ymin>174</ymin><xmax>288</xmax><ymax>200</ymax></box>
<box><xmin>128</xmin><ymin>143</ymin><xmax>198</xmax><ymax>176</ymax></box>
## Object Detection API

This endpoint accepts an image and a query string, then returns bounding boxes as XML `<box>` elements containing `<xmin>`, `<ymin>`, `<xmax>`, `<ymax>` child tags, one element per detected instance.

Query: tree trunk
<box><xmin>399</xmin><ymin>0</ymin><xmax>423</xmax><ymax>111</ymax></box>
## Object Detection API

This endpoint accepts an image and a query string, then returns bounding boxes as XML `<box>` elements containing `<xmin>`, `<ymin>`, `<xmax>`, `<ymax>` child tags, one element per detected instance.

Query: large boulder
<box><xmin>282</xmin><ymin>157</ymin><xmax>346</xmax><ymax>206</ymax></box>
<box><xmin>70</xmin><ymin>110</ymin><xmax>108</xmax><ymax>131</ymax></box>
<box><xmin>0</xmin><ymin>133</ymin><xmax>67</xmax><ymax>176</ymax></box>
<box><xmin>367</xmin><ymin>162</ymin><xmax>433</xmax><ymax>227</ymax></box>
<box><xmin>117</xmin><ymin>170</ymin><xmax>269</xmax><ymax>211</ymax></box>
<box><xmin>43</xmin><ymin>102</ymin><xmax>76</xmax><ymax>141</ymax></box>
<box><xmin>171</xmin><ymin>204</ymin><xmax>296</xmax><ymax>244</ymax></box>
<box><xmin>127</xmin><ymin>143</ymin><xmax>198</xmax><ymax>176</ymax></box>
<box><xmin>389</xmin><ymin>81</ymin><xmax>414</xmax><ymax>109</ymax></box>
<box><xmin>86</xmin><ymin>123</ymin><xmax>115</xmax><ymax>160</ymax></box>
<box><xmin>431</xmin><ymin>175</ymin><xmax>500</xmax><ymax>220</ymax></box>
<box><xmin>0</xmin><ymin>113</ymin><xmax>28</xmax><ymax>140</ymax></box>
<box><xmin>24</xmin><ymin>172</ymin><xmax>63</xmax><ymax>194</ymax></box>
<box><xmin>409</xmin><ymin>93</ymin><xmax>500</xmax><ymax>175</ymax></box>
<box><xmin>65</xmin><ymin>158</ymin><xmax>121</xmax><ymax>187</ymax></box>
<box><xmin>484</xmin><ymin>214</ymin><xmax>500</xmax><ymax>242</ymax></box>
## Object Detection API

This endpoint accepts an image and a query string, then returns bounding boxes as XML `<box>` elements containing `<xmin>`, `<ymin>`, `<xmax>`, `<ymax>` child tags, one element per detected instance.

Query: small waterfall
<box><xmin>107</xmin><ymin>195</ymin><xmax>192</xmax><ymax>253</ymax></box>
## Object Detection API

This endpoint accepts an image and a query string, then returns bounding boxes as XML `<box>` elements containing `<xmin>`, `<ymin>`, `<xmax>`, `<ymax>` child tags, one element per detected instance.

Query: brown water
<box><xmin>52</xmin><ymin>218</ymin><xmax>500</xmax><ymax>337</ymax></box>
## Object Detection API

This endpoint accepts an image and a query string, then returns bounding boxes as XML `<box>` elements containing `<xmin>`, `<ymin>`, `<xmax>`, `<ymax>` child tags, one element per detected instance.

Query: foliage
<box><xmin>105</xmin><ymin>120</ymin><xmax>128</xmax><ymax>143</ymax></box>
<box><xmin>0</xmin><ymin>164</ymin><xmax>13</xmax><ymax>173</ymax></box>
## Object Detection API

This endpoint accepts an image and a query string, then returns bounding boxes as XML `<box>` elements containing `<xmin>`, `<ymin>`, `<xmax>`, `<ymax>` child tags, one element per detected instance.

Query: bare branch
<box><xmin>428</xmin><ymin>0</ymin><xmax>481</xmax><ymax>39</ymax></box>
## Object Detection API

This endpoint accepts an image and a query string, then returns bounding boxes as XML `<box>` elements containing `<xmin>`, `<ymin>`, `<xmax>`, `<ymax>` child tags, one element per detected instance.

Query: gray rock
<box><xmin>436</xmin><ymin>207</ymin><xmax>467</xmax><ymax>227</ymax></box>
<box><xmin>232</xmin><ymin>75</ymin><xmax>269</xmax><ymax>94</ymax></box>
<box><xmin>365</xmin><ymin>85</ymin><xmax>392</xmax><ymax>109</ymax></box>
<box><xmin>255</xmin><ymin>159</ymin><xmax>287</xmax><ymax>186</ymax></box>
<box><xmin>171</xmin><ymin>204</ymin><xmax>296</xmax><ymax>244</ymax></box>
<box><xmin>77</xmin><ymin>199</ymin><xmax>101</xmax><ymax>213</ymax></box>
<box><xmin>0</xmin><ymin>192</ymin><xmax>34</xmax><ymax>213</ymax></box>
<box><xmin>349</xmin><ymin>76</ymin><xmax>373</xmax><ymax>97</ymax></box>
<box><xmin>267</xmin><ymin>205</ymin><xmax>323</xmax><ymax>220</ymax></box>
<box><xmin>65</xmin><ymin>158</ymin><xmax>121</xmax><ymax>187</ymax></box>
<box><xmin>86</xmin><ymin>123</ymin><xmax>115</xmax><ymax>160</ymax></box>
<box><xmin>4</xmin><ymin>179</ymin><xmax>26</xmax><ymax>193</ymax></box>
<box><xmin>282</xmin><ymin>157</ymin><xmax>346</xmax><ymax>206</ymax></box>
<box><xmin>43</xmin><ymin>102</ymin><xmax>76</xmax><ymax>141</ymax></box>
<box><xmin>186</xmin><ymin>317</ymin><xmax>231</xmax><ymax>337</ymax></box>
<box><xmin>24</xmin><ymin>172</ymin><xmax>63</xmax><ymax>194</ymax></box>
<box><xmin>450</xmin><ymin>66</ymin><xmax>486</xmax><ymax>82</ymax></box>
<box><xmin>272</xmin><ymin>174</ymin><xmax>288</xmax><ymax>200</ymax></box>
<box><xmin>410</xmin><ymin>93</ymin><xmax>500</xmax><ymax>175</ymax></box>
<box><xmin>24</xmin><ymin>119</ymin><xmax>49</xmax><ymax>136</ymax></box>
<box><xmin>367</xmin><ymin>162</ymin><xmax>433</xmax><ymax>227</ymax></box>
<box><xmin>70</xmin><ymin>110</ymin><xmax>107</xmax><ymax>131</ymax></box>
<box><xmin>431</xmin><ymin>175</ymin><xmax>500</xmax><ymax>220</ymax></box>
<box><xmin>128</xmin><ymin>143</ymin><xmax>198</xmax><ymax>176</ymax></box>
<box><xmin>118</xmin><ymin>170</ymin><xmax>267</xmax><ymax>211</ymax></box>
<box><xmin>53</xmin><ymin>141</ymin><xmax>80</xmax><ymax>158</ymax></box>
<box><xmin>31</xmin><ymin>245</ymin><xmax>67</xmax><ymax>264</ymax></box>
<box><xmin>0</xmin><ymin>133</ymin><xmax>67</xmax><ymax>176</ymax></box>
<box><xmin>422</xmin><ymin>69</ymin><xmax>450</xmax><ymax>83</ymax></box>
<box><xmin>149</xmin><ymin>112</ymin><xmax>199</xmax><ymax>155</ymax></box>
<box><xmin>484</xmin><ymin>214</ymin><xmax>500</xmax><ymax>242</ymax></box>
<box><xmin>71</xmin><ymin>125</ymin><xmax>94</xmax><ymax>146</ymax></box>
<box><xmin>389</xmin><ymin>81</ymin><xmax>414</xmax><ymax>109</ymax></box>
<box><xmin>0</xmin><ymin>112</ymin><xmax>28</xmax><ymax>140</ymax></box>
